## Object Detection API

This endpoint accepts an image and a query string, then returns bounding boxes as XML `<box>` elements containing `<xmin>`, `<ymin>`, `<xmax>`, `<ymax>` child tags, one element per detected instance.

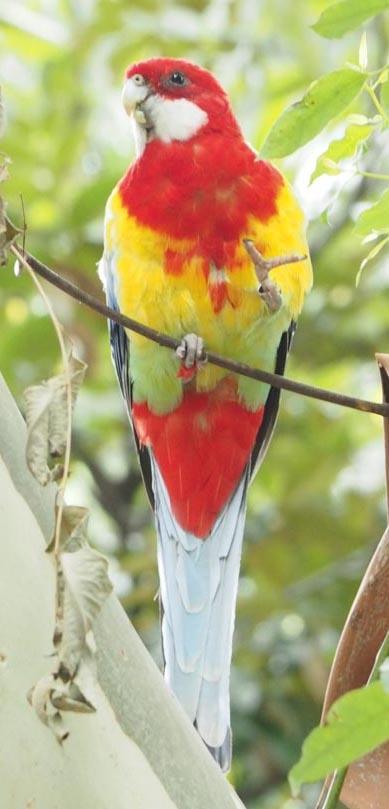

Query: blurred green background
<box><xmin>1</xmin><ymin>1</ymin><xmax>388</xmax><ymax>806</ymax></box>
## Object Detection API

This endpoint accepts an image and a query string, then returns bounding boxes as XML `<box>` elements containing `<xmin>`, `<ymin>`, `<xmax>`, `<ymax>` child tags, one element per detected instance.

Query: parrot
<box><xmin>99</xmin><ymin>57</ymin><xmax>312</xmax><ymax>772</ymax></box>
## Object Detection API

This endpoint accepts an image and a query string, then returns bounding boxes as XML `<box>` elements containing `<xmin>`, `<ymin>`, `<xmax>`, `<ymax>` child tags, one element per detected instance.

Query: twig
<box><xmin>13</xmin><ymin>245</ymin><xmax>72</xmax><ymax>558</ymax></box>
<box><xmin>318</xmin><ymin>769</ymin><xmax>345</xmax><ymax>809</ymax></box>
<box><xmin>8</xmin><ymin>243</ymin><xmax>389</xmax><ymax>419</ymax></box>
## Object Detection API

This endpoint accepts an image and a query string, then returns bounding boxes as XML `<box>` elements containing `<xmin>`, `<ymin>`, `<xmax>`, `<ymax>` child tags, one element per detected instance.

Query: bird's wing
<box><xmin>247</xmin><ymin>163</ymin><xmax>312</xmax><ymax>480</ymax></box>
<box><xmin>98</xmin><ymin>249</ymin><xmax>155</xmax><ymax>508</ymax></box>
<box><xmin>249</xmin><ymin>320</ymin><xmax>295</xmax><ymax>481</ymax></box>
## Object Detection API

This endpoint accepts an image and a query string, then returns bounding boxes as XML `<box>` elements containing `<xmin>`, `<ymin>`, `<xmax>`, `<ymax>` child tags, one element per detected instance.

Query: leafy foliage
<box><xmin>310</xmin><ymin>121</ymin><xmax>375</xmax><ymax>182</ymax></box>
<box><xmin>262</xmin><ymin>68</ymin><xmax>367</xmax><ymax>158</ymax></box>
<box><xmin>312</xmin><ymin>0</ymin><xmax>389</xmax><ymax>40</ymax></box>
<box><xmin>355</xmin><ymin>186</ymin><xmax>389</xmax><ymax>234</ymax></box>
<box><xmin>289</xmin><ymin>681</ymin><xmax>389</xmax><ymax>793</ymax></box>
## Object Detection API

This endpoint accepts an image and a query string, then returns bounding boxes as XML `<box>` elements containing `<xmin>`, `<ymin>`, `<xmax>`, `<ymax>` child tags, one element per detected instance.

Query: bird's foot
<box><xmin>176</xmin><ymin>333</ymin><xmax>207</xmax><ymax>382</ymax></box>
<box><xmin>243</xmin><ymin>239</ymin><xmax>307</xmax><ymax>313</ymax></box>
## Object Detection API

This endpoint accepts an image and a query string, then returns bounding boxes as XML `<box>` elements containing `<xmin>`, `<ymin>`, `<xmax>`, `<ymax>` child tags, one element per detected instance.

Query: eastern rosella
<box><xmin>99</xmin><ymin>57</ymin><xmax>312</xmax><ymax>771</ymax></box>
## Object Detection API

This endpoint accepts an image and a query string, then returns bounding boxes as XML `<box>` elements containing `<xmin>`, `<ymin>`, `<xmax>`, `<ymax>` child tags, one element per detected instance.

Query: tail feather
<box><xmin>162</xmin><ymin>619</ymin><xmax>203</xmax><ymax>719</ymax></box>
<box><xmin>203</xmin><ymin>726</ymin><xmax>232</xmax><ymax>773</ymax></box>
<box><xmin>151</xmin><ymin>453</ymin><xmax>248</xmax><ymax>771</ymax></box>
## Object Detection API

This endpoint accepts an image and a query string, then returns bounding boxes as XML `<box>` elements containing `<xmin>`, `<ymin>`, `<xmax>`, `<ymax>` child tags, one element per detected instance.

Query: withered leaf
<box><xmin>24</xmin><ymin>353</ymin><xmax>87</xmax><ymax>485</ymax></box>
<box><xmin>0</xmin><ymin>213</ymin><xmax>22</xmax><ymax>267</ymax></box>
<box><xmin>27</xmin><ymin>672</ymin><xmax>95</xmax><ymax>743</ymax></box>
<box><xmin>51</xmin><ymin>680</ymin><xmax>95</xmax><ymax>713</ymax></box>
<box><xmin>46</xmin><ymin>504</ymin><xmax>89</xmax><ymax>554</ymax></box>
<box><xmin>59</xmin><ymin>543</ymin><xmax>112</xmax><ymax>677</ymax></box>
<box><xmin>48</xmin><ymin>354</ymin><xmax>86</xmax><ymax>456</ymax></box>
<box><xmin>27</xmin><ymin>675</ymin><xmax>69</xmax><ymax>744</ymax></box>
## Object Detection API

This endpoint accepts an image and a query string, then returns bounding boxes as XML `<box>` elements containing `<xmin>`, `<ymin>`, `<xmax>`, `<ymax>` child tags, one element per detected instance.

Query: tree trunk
<box><xmin>0</xmin><ymin>372</ymin><xmax>244</xmax><ymax>809</ymax></box>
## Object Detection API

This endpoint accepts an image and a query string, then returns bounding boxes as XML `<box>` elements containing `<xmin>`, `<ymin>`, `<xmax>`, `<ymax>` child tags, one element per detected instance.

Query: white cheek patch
<box><xmin>144</xmin><ymin>95</ymin><xmax>208</xmax><ymax>143</ymax></box>
<box><xmin>131</xmin><ymin>116</ymin><xmax>147</xmax><ymax>157</ymax></box>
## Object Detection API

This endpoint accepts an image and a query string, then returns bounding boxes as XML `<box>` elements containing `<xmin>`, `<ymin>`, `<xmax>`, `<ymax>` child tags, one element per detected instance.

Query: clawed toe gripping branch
<box><xmin>176</xmin><ymin>333</ymin><xmax>207</xmax><ymax>382</ymax></box>
<box><xmin>243</xmin><ymin>238</ymin><xmax>307</xmax><ymax>313</ymax></box>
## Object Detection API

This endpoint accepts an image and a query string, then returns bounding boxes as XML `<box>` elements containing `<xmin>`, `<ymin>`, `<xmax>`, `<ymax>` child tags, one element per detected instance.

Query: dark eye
<box><xmin>169</xmin><ymin>71</ymin><xmax>186</xmax><ymax>86</ymax></box>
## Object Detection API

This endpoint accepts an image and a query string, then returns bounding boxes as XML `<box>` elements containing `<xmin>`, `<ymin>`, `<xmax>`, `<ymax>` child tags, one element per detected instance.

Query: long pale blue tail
<box><xmin>151</xmin><ymin>455</ymin><xmax>248</xmax><ymax>771</ymax></box>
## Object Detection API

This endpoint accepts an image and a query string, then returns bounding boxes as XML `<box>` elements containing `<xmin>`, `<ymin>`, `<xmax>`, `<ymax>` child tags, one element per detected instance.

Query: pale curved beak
<box><xmin>122</xmin><ymin>77</ymin><xmax>151</xmax><ymax>115</ymax></box>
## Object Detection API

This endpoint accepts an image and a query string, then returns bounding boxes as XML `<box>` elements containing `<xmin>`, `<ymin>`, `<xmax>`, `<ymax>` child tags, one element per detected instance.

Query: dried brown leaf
<box><xmin>27</xmin><ymin>671</ymin><xmax>95</xmax><ymax>743</ymax></box>
<box><xmin>46</xmin><ymin>504</ymin><xmax>89</xmax><ymax>553</ymax></box>
<box><xmin>59</xmin><ymin>543</ymin><xmax>112</xmax><ymax>677</ymax></box>
<box><xmin>51</xmin><ymin>680</ymin><xmax>95</xmax><ymax>713</ymax></box>
<box><xmin>27</xmin><ymin>675</ymin><xmax>69</xmax><ymax>744</ymax></box>
<box><xmin>0</xmin><ymin>213</ymin><xmax>21</xmax><ymax>266</ymax></box>
<box><xmin>48</xmin><ymin>354</ymin><xmax>86</xmax><ymax>456</ymax></box>
<box><xmin>23</xmin><ymin>353</ymin><xmax>87</xmax><ymax>485</ymax></box>
<box><xmin>61</xmin><ymin>505</ymin><xmax>89</xmax><ymax>551</ymax></box>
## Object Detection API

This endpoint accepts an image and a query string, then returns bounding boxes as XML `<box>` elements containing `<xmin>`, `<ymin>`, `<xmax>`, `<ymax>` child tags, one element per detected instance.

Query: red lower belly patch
<box><xmin>132</xmin><ymin>381</ymin><xmax>263</xmax><ymax>538</ymax></box>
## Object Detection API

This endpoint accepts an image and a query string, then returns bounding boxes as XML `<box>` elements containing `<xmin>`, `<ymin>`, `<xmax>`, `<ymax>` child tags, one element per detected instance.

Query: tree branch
<box><xmin>10</xmin><ymin>244</ymin><xmax>389</xmax><ymax>419</ymax></box>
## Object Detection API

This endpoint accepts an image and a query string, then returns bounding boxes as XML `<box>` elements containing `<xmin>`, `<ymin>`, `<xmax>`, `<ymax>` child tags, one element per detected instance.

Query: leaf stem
<box><xmin>365</xmin><ymin>83</ymin><xmax>389</xmax><ymax>125</ymax></box>
<box><xmin>319</xmin><ymin>769</ymin><xmax>346</xmax><ymax>809</ymax></box>
<box><xmin>13</xmin><ymin>245</ymin><xmax>72</xmax><ymax>558</ymax></box>
<box><xmin>357</xmin><ymin>169</ymin><xmax>389</xmax><ymax>181</ymax></box>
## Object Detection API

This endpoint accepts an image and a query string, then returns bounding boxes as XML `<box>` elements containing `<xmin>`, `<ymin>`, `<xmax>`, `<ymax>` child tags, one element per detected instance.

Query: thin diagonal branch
<box><xmin>10</xmin><ymin>243</ymin><xmax>389</xmax><ymax>419</ymax></box>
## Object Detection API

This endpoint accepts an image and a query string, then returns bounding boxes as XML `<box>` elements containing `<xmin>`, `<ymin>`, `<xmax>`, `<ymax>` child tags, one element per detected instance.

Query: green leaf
<box><xmin>358</xmin><ymin>32</ymin><xmax>368</xmax><ymax>71</ymax></box>
<box><xmin>354</xmin><ymin>188</ymin><xmax>389</xmax><ymax>235</ymax></box>
<box><xmin>381</xmin><ymin>80</ymin><xmax>389</xmax><ymax>116</ymax></box>
<box><xmin>262</xmin><ymin>69</ymin><xmax>366</xmax><ymax>158</ymax></box>
<box><xmin>289</xmin><ymin>682</ymin><xmax>389</xmax><ymax>795</ymax></box>
<box><xmin>377</xmin><ymin>68</ymin><xmax>389</xmax><ymax>85</ymax></box>
<box><xmin>312</xmin><ymin>0</ymin><xmax>389</xmax><ymax>40</ymax></box>
<box><xmin>362</xmin><ymin>233</ymin><xmax>389</xmax><ymax>258</ymax></box>
<box><xmin>0</xmin><ymin>85</ymin><xmax>5</xmax><ymax>138</ymax></box>
<box><xmin>0</xmin><ymin>156</ymin><xmax>10</xmax><ymax>184</ymax></box>
<box><xmin>310</xmin><ymin>122</ymin><xmax>374</xmax><ymax>182</ymax></box>
<box><xmin>380</xmin><ymin>657</ymin><xmax>389</xmax><ymax>692</ymax></box>
<box><xmin>356</xmin><ymin>234</ymin><xmax>389</xmax><ymax>285</ymax></box>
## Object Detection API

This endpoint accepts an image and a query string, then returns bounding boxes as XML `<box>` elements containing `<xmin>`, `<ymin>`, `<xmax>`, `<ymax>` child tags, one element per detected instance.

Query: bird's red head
<box><xmin>123</xmin><ymin>57</ymin><xmax>241</xmax><ymax>151</ymax></box>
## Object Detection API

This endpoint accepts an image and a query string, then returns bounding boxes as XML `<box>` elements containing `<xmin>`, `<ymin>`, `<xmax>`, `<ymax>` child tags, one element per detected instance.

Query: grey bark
<box><xmin>0</xmin><ymin>373</ymin><xmax>245</xmax><ymax>809</ymax></box>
